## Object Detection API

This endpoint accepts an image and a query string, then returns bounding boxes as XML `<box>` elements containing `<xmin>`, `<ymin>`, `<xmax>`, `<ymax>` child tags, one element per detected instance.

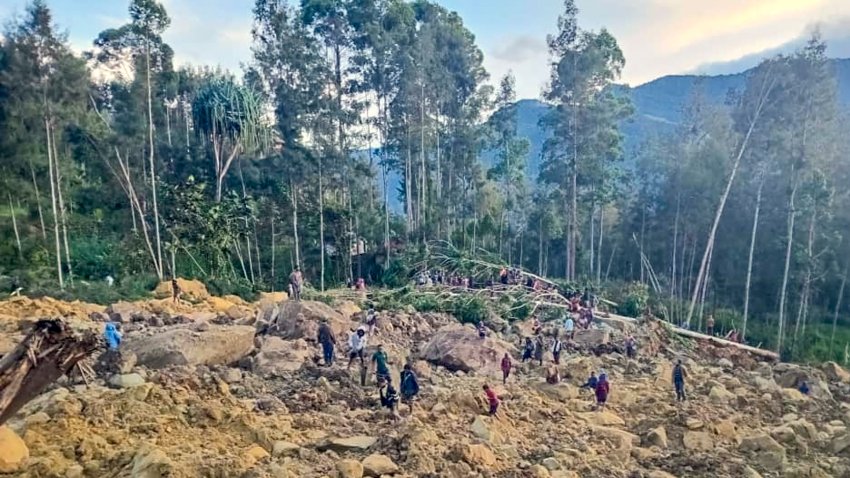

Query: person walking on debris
<box><xmin>534</xmin><ymin>335</ymin><xmax>545</xmax><ymax>366</ymax></box>
<box><xmin>317</xmin><ymin>319</ymin><xmax>336</xmax><ymax>366</ymax></box>
<box><xmin>348</xmin><ymin>328</ymin><xmax>367</xmax><ymax>370</ymax></box>
<box><xmin>379</xmin><ymin>380</ymin><xmax>400</xmax><ymax>419</ymax></box>
<box><xmin>564</xmin><ymin>315</ymin><xmax>575</xmax><ymax>340</ymax></box>
<box><xmin>673</xmin><ymin>359</ymin><xmax>688</xmax><ymax>401</ymax></box>
<box><xmin>532</xmin><ymin>317</ymin><xmax>542</xmax><ymax>335</ymax></box>
<box><xmin>366</xmin><ymin>306</ymin><xmax>378</xmax><ymax>333</ymax></box>
<box><xmin>400</xmin><ymin>363</ymin><xmax>420</xmax><ymax>413</ymax></box>
<box><xmin>706</xmin><ymin>315</ymin><xmax>715</xmax><ymax>336</ymax></box>
<box><xmin>522</xmin><ymin>337</ymin><xmax>534</xmax><ymax>362</ymax></box>
<box><xmin>625</xmin><ymin>335</ymin><xmax>637</xmax><ymax>359</ymax></box>
<box><xmin>171</xmin><ymin>278</ymin><xmax>182</xmax><ymax>304</ymax></box>
<box><xmin>501</xmin><ymin>353</ymin><xmax>512</xmax><ymax>384</ymax></box>
<box><xmin>580</xmin><ymin>371</ymin><xmax>598</xmax><ymax>391</ymax></box>
<box><xmin>104</xmin><ymin>322</ymin><xmax>122</xmax><ymax>350</ymax></box>
<box><xmin>289</xmin><ymin>267</ymin><xmax>303</xmax><ymax>301</ymax></box>
<box><xmin>372</xmin><ymin>344</ymin><xmax>391</xmax><ymax>384</ymax></box>
<box><xmin>595</xmin><ymin>371</ymin><xmax>610</xmax><ymax>410</ymax></box>
<box><xmin>483</xmin><ymin>384</ymin><xmax>500</xmax><ymax>416</ymax></box>
<box><xmin>551</xmin><ymin>333</ymin><xmax>563</xmax><ymax>365</ymax></box>
<box><xmin>477</xmin><ymin>320</ymin><xmax>488</xmax><ymax>339</ymax></box>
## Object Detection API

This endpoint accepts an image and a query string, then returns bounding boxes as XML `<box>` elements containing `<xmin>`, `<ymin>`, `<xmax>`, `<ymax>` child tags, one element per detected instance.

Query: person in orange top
<box><xmin>483</xmin><ymin>384</ymin><xmax>500</xmax><ymax>415</ymax></box>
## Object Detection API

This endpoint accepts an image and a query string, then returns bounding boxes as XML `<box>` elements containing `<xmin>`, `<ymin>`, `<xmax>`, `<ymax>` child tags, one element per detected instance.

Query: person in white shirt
<box><xmin>564</xmin><ymin>315</ymin><xmax>575</xmax><ymax>340</ymax></box>
<box><xmin>347</xmin><ymin>328</ymin><xmax>368</xmax><ymax>370</ymax></box>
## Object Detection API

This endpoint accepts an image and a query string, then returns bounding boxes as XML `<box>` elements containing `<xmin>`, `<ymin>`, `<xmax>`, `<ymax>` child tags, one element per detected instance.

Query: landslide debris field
<box><xmin>2</xmin><ymin>281</ymin><xmax>850</xmax><ymax>478</ymax></box>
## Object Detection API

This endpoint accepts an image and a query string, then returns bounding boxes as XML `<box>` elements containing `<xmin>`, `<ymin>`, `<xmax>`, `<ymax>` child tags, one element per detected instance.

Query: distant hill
<box><xmin>508</xmin><ymin>58</ymin><xmax>850</xmax><ymax>181</ymax></box>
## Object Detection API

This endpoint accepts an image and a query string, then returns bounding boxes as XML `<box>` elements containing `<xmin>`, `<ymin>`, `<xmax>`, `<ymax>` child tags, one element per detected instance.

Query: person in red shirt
<box><xmin>595</xmin><ymin>373</ymin><xmax>610</xmax><ymax>410</ymax></box>
<box><xmin>500</xmin><ymin>353</ymin><xmax>512</xmax><ymax>384</ymax></box>
<box><xmin>483</xmin><ymin>384</ymin><xmax>500</xmax><ymax>416</ymax></box>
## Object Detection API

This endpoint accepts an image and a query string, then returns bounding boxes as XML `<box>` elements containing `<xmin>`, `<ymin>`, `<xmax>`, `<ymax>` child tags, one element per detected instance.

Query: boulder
<box><xmin>833</xmin><ymin>434</ymin><xmax>850</xmax><ymax>454</ymax></box>
<box><xmin>461</xmin><ymin>444</ymin><xmax>497</xmax><ymax>467</ymax></box>
<box><xmin>420</xmin><ymin>325</ymin><xmax>515</xmax><ymax>373</ymax></box>
<box><xmin>362</xmin><ymin>454</ymin><xmax>399</xmax><ymax>476</ymax></box>
<box><xmin>717</xmin><ymin>358</ymin><xmax>734</xmax><ymax>369</ymax></box>
<box><xmin>648</xmin><ymin>472</ymin><xmax>677</xmax><ymax>478</ymax></box>
<box><xmin>740</xmin><ymin>434</ymin><xmax>786</xmax><ymax>472</ymax></box>
<box><xmin>0</xmin><ymin>426</ymin><xmax>28</xmax><ymax>473</ymax></box>
<box><xmin>573</xmin><ymin>328</ymin><xmax>610</xmax><ymax>347</ymax></box>
<box><xmin>108</xmin><ymin>373</ymin><xmax>146</xmax><ymax>389</ymax></box>
<box><xmin>683</xmin><ymin>431</ymin><xmax>714</xmax><ymax>451</ymax></box>
<box><xmin>713</xmin><ymin>420</ymin><xmax>740</xmax><ymax>443</ymax></box>
<box><xmin>645</xmin><ymin>427</ymin><xmax>668</xmax><ymax>448</ymax></box>
<box><xmin>268</xmin><ymin>301</ymin><xmax>355</xmax><ymax>342</ymax></box>
<box><xmin>535</xmin><ymin>382</ymin><xmax>579</xmax><ymax>401</ymax></box>
<box><xmin>470</xmin><ymin>416</ymin><xmax>496</xmax><ymax>442</ymax></box>
<box><xmin>708</xmin><ymin>385</ymin><xmax>735</xmax><ymax>403</ymax></box>
<box><xmin>541</xmin><ymin>457</ymin><xmax>561</xmax><ymax>471</ymax></box>
<box><xmin>578</xmin><ymin>411</ymin><xmax>625</xmax><ymax>427</ymax></box>
<box><xmin>529</xmin><ymin>465</ymin><xmax>551</xmax><ymax>477</ymax></box>
<box><xmin>253</xmin><ymin>337</ymin><xmax>312</xmax><ymax>374</ymax></box>
<box><xmin>243</xmin><ymin>445</ymin><xmax>270</xmax><ymax>467</ymax></box>
<box><xmin>320</xmin><ymin>436</ymin><xmax>377</xmax><ymax>453</ymax></box>
<box><xmin>272</xmin><ymin>441</ymin><xmax>300</xmax><ymax>458</ymax></box>
<box><xmin>336</xmin><ymin>301</ymin><xmax>362</xmax><ymax>320</ymax></box>
<box><xmin>130</xmin><ymin>445</ymin><xmax>173</xmax><ymax>478</ymax></box>
<box><xmin>153</xmin><ymin>278</ymin><xmax>210</xmax><ymax>301</ymax></box>
<box><xmin>106</xmin><ymin>302</ymin><xmax>151</xmax><ymax>324</ymax></box>
<box><xmin>823</xmin><ymin>362</ymin><xmax>850</xmax><ymax>383</ymax></box>
<box><xmin>127</xmin><ymin>325</ymin><xmax>255</xmax><ymax>369</ymax></box>
<box><xmin>336</xmin><ymin>459</ymin><xmax>364</xmax><ymax>478</ymax></box>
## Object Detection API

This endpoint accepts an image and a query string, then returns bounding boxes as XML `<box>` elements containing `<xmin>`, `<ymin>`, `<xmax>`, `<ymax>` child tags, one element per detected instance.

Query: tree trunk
<box><xmin>45</xmin><ymin>120</ymin><xmax>63</xmax><ymax>289</ymax></box>
<box><xmin>831</xmin><ymin>265</ymin><xmax>848</xmax><ymax>355</ymax></box>
<box><xmin>290</xmin><ymin>180</ymin><xmax>300</xmax><ymax>269</ymax></box>
<box><xmin>319</xmin><ymin>157</ymin><xmax>325</xmax><ymax>291</ymax></box>
<box><xmin>405</xmin><ymin>119</ymin><xmax>412</xmax><ymax>237</ymax></box>
<box><xmin>271</xmin><ymin>214</ymin><xmax>276</xmax><ymax>291</ymax></box>
<box><xmin>52</xmin><ymin>130</ymin><xmax>72</xmax><ymax>284</ymax></box>
<box><xmin>538</xmin><ymin>215</ymin><xmax>544</xmax><ymax>275</ymax></box>
<box><xmin>794</xmin><ymin>207</ymin><xmax>817</xmax><ymax>340</ymax></box>
<box><xmin>145</xmin><ymin>41</ymin><xmax>163</xmax><ymax>280</ymax></box>
<box><xmin>777</xmin><ymin>172</ymin><xmax>798</xmax><ymax>354</ymax></box>
<box><xmin>28</xmin><ymin>160</ymin><xmax>47</xmax><ymax>240</ymax></box>
<box><xmin>589</xmin><ymin>202</ymin><xmax>595</xmax><ymax>281</ymax></box>
<box><xmin>8</xmin><ymin>194</ymin><xmax>22</xmax><ymax>260</ymax></box>
<box><xmin>671</xmin><ymin>196</ymin><xmax>680</xmax><ymax>324</ymax></box>
<box><xmin>742</xmin><ymin>174</ymin><xmax>764</xmax><ymax>341</ymax></box>
<box><xmin>685</xmin><ymin>73</ymin><xmax>775</xmax><ymax>327</ymax></box>
<box><xmin>597</xmin><ymin>205</ymin><xmax>604</xmax><ymax>283</ymax></box>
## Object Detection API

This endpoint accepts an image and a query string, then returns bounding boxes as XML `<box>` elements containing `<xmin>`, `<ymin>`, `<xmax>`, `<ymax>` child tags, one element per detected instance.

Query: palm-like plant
<box><xmin>192</xmin><ymin>74</ymin><xmax>266</xmax><ymax>201</ymax></box>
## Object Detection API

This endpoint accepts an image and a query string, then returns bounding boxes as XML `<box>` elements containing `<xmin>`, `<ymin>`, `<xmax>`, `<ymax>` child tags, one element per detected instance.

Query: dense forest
<box><xmin>0</xmin><ymin>0</ymin><xmax>849</xmax><ymax>362</ymax></box>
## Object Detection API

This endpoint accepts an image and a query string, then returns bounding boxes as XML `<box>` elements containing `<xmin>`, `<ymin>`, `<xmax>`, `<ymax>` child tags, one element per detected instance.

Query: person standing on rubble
<box><xmin>595</xmin><ymin>371</ymin><xmax>610</xmax><ymax>410</ymax></box>
<box><xmin>551</xmin><ymin>333</ymin><xmax>563</xmax><ymax>365</ymax></box>
<box><xmin>501</xmin><ymin>352</ymin><xmax>512</xmax><ymax>384</ymax></box>
<box><xmin>347</xmin><ymin>328</ymin><xmax>367</xmax><ymax>370</ymax></box>
<box><xmin>673</xmin><ymin>359</ymin><xmax>688</xmax><ymax>401</ymax></box>
<box><xmin>400</xmin><ymin>363</ymin><xmax>420</xmax><ymax>414</ymax></box>
<box><xmin>534</xmin><ymin>335</ymin><xmax>545</xmax><ymax>366</ymax></box>
<box><xmin>171</xmin><ymin>278</ymin><xmax>182</xmax><ymax>304</ymax></box>
<box><xmin>289</xmin><ymin>266</ymin><xmax>303</xmax><ymax>301</ymax></box>
<box><xmin>564</xmin><ymin>314</ymin><xmax>575</xmax><ymax>340</ymax></box>
<box><xmin>625</xmin><ymin>335</ymin><xmax>637</xmax><ymax>359</ymax></box>
<box><xmin>317</xmin><ymin>318</ymin><xmax>336</xmax><ymax>366</ymax></box>
<box><xmin>372</xmin><ymin>343</ymin><xmax>391</xmax><ymax>384</ymax></box>
<box><xmin>522</xmin><ymin>337</ymin><xmax>534</xmax><ymax>362</ymax></box>
<box><xmin>483</xmin><ymin>384</ymin><xmax>500</xmax><ymax>416</ymax></box>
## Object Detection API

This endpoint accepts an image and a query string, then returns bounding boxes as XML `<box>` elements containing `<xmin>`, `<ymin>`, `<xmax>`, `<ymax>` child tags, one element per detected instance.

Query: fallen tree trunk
<box><xmin>0</xmin><ymin>319</ymin><xmax>101</xmax><ymax>425</ymax></box>
<box><xmin>672</xmin><ymin>327</ymin><xmax>779</xmax><ymax>361</ymax></box>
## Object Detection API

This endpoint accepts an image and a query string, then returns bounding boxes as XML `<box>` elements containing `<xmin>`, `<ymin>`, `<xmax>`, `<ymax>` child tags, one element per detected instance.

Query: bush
<box><xmin>450</xmin><ymin>295</ymin><xmax>488</xmax><ymax>325</ymax></box>
<box><xmin>206</xmin><ymin>277</ymin><xmax>258</xmax><ymax>302</ymax></box>
<box><xmin>614</xmin><ymin>282</ymin><xmax>649</xmax><ymax>318</ymax></box>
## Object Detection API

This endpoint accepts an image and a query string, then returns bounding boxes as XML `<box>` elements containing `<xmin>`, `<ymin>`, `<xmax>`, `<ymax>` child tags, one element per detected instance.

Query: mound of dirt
<box><xmin>153</xmin><ymin>278</ymin><xmax>210</xmax><ymax>301</ymax></box>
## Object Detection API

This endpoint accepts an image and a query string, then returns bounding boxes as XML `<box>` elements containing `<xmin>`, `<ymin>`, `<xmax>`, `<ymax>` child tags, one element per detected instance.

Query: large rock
<box><xmin>130</xmin><ymin>445</ymin><xmax>173</xmax><ymax>478</ymax></box>
<box><xmin>362</xmin><ymin>454</ymin><xmax>399</xmax><ymax>476</ymax></box>
<box><xmin>460</xmin><ymin>444</ymin><xmax>497</xmax><ymax>467</ymax></box>
<box><xmin>573</xmin><ymin>328</ymin><xmax>610</xmax><ymax>347</ymax></box>
<box><xmin>253</xmin><ymin>336</ymin><xmax>312</xmax><ymax>375</ymax></box>
<box><xmin>127</xmin><ymin>325</ymin><xmax>255</xmax><ymax>369</ymax></box>
<box><xmin>708</xmin><ymin>385</ymin><xmax>735</xmax><ymax>403</ymax></box>
<box><xmin>470</xmin><ymin>416</ymin><xmax>496</xmax><ymax>442</ymax></box>
<box><xmin>106</xmin><ymin>302</ymin><xmax>151</xmax><ymax>323</ymax></box>
<box><xmin>108</xmin><ymin>373</ymin><xmax>146</xmax><ymax>389</ymax></box>
<box><xmin>420</xmin><ymin>325</ymin><xmax>515</xmax><ymax>373</ymax></box>
<box><xmin>268</xmin><ymin>301</ymin><xmax>354</xmax><ymax>341</ymax></box>
<box><xmin>579</xmin><ymin>411</ymin><xmax>625</xmax><ymax>427</ymax></box>
<box><xmin>740</xmin><ymin>434</ymin><xmax>786</xmax><ymax>472</ymax></box>
<box><xmin>683</xmin><ymin>431</ymin><xmax>714</xmax><ymax>451</ymax></box>
<box><xmin>823</xmin><ymin>362</ymin><xmax>850</xmax><ymax>383</ymax></box>
<box><xmin>645</xmin><ymin>427</ymin><xmax>668</xmax><ymax>448</ymax></box>
<box><xmin>153</xmin><ymin>278</ymin><xmax>210</xmax><ymax>301</ymax></box>
<box><xmin>320</xmin><ymin>436</ymin><xmax>377</xmax><ymax>453</ymax></box>
<box><xmin>336</xmin><ymin>459</ymin><xmax>364</xmax><ymax>478</ymax></box>
<box><xmin>0</xmin><ymin>426</ymin><xmax>28</xmax><ymax>473</ymax></box>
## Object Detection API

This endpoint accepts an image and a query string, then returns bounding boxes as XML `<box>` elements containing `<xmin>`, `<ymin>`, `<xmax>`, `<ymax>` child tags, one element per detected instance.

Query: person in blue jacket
<box><xmin>580</xmin><ymin>371</ymin><xmax>599</xmax><ymax>391</ymax></box>
<box><xmin>104</xmin><ymin>322</ymin><xmax>122</xmax><ymax>350</ymax></box>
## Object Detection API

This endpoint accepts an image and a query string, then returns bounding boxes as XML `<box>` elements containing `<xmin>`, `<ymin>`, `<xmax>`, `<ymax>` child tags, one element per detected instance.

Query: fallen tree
<box><xmin>0</xmin><ymin>319</ymin><xmax>101</xmax><ymax>425</ymax></box>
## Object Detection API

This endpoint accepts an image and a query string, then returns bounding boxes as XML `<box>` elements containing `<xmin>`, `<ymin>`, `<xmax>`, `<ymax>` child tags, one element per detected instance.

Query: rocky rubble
<box><xmin>1</xmin><ymin>293</ymin><xmax>850</xmax><ymax>477</ymax></box>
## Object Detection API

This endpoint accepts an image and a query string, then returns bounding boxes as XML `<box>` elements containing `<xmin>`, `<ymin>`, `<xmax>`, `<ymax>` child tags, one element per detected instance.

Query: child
<box><xmin>596</xmin><ymin>372</ymin><xmax>610</xmax><ymax>410</ymax></box>
<box><xmin>483</xmin><ymin>384</ymin><xmax>499</xmax><ymax>416</ymax></box>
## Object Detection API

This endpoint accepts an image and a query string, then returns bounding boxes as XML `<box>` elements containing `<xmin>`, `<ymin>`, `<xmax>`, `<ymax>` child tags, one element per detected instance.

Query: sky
<box><xmin>1</xmin><ymin>0</ymin><xmax>849</xmax><ymax>99</ymax></box>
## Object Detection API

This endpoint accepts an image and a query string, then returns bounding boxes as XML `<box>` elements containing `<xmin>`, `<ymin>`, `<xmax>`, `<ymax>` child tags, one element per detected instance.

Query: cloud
<box><xmin>491</xmin><ymin>35</ymin><xmax>546</xmax><ymax>63</ymax></box>
<box><xmin>692</xmin><ymin>17</ymin><xmax>850</xmax><ymax>76</ymax></box>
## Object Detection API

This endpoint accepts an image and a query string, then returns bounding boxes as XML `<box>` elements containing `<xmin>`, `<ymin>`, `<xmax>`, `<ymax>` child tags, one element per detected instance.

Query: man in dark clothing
<box><xmin>317</xmin><ymin>319</ymin><xmax>336</xmax><ymax>366</ymax></box>
<box><xmin>379</xmin><ymin>382</ymin><xmax>400</xmax><ymax>419</ymax></box>
<box><xmin>551</xmin><ymin>334</ymin><xmax>563</xmax><ymax>365</ymax></box>
<box><xmin>400</xmin><ymin>363</ymin><xmax>420</xmax><ymax>413</ymax></box>
<box><xmin>501</xmin><ymin>353</ymin><xmax>512</xmax><ymax>384</ymax></box>
<box><xmin>625</xmin><ymin>335</ymin><xmax>637</xmax><ymax>359</ymax></box>
<box><xmin>171</xmin><ymin>278</ymin><xmax>181</xmax><ymax>304</ymax></box>
<box><xmin>522</xmin><ymin>337</ymin><xmax>534</xmax><ymax>362</ymax></box>
<box><xmin>673</xmin><ymin>359</ymin><xmax>688</xmax><ymax>401</ymax></box>
<box><xmin>706</xmin><ymin>315</ymin><xmax>715</xmax><ymax>336</ymax></box>
<box><xmin>289</xmin><ymin>267</ymin><xmax>303</xmax><ymax>301</ymax></box>
<box><xmin>534</xmin><ymin>335</ymin><xmax>545</xmax><ymax>366</ymax></box>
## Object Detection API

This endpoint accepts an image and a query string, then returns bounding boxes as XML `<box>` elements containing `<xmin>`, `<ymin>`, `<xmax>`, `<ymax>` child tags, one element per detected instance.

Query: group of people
<box><xmin>315</xmin><ymin>308</ymin><xmax>420</xmax><ymax>420</ymax></box>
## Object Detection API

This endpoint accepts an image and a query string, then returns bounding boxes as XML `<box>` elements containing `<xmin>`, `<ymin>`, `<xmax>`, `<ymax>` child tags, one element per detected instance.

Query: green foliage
<box><xmin>612</xmin><ymin>282</ymin><xmax>648</xmax><ymax>318</ymax></box>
